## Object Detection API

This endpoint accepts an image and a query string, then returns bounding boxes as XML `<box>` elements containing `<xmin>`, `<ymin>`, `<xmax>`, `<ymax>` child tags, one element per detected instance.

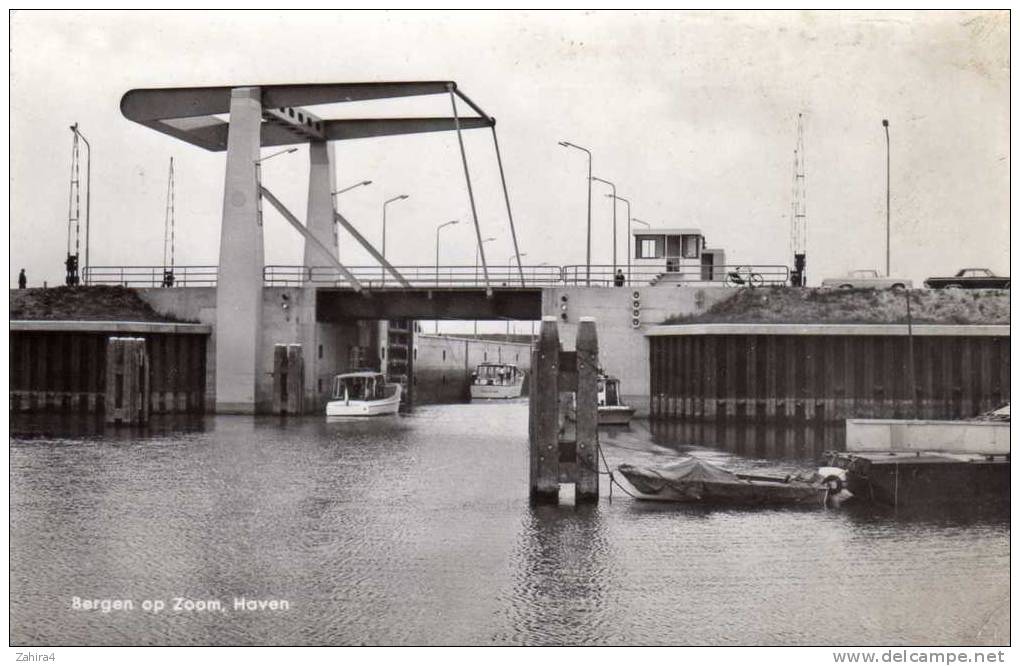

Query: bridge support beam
<box><xmin>215</xmin><ymin>86</ymin><xmax>265</xmax><ymax>413</ymax></box>
<box><xmin>304</xmin><ymin>140</ymin><xmax>339</xmax><ymax>270</ymax></box>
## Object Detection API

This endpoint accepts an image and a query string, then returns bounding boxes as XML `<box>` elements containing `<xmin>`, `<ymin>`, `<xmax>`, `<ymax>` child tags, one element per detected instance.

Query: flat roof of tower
<box><xmin>631</xmin><ymin>228</ymin><xmax>703</xmax><ymax>236</ymax></box>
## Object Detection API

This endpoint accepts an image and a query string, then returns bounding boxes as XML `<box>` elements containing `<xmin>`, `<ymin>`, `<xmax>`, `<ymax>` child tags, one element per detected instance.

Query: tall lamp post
<box><xmin>254</xmin><ymin>147</ymin><xmax>299</xmax><ymax>230</ymax></box>
<box><xmin>333</xmin><ymin>179</ymin><xmax>372</xmax><ymax>197</ymax></box>
<box><xmin>475</xmin><ymin>236</ymin><xmax>496</xmax><ymax>286</ymax></box>
<box><xmin>332</xmin><ymin>180</ymin><xmax>372</xmax><ymax>258</ymax></box>
<box><xmin>473</xmin><ymin>236</ymin><xmax>496</xmax><ymax>336</ymax></box>
<box><xmin>591</xmin><ymin>176</ymin><xmax>617</xmax><ymax>274</ymax></box>
<box><xmin>632</xmin><ymin>218</ymin><xmax>650</xmax><ymax>284</ymax></box>
<box><xmin>882</xmin><ymin>119</ymin><xmax>890</xmax><ymax>277</ymax></box>
<box><xmin>382</xmin><ymin>194</ymin><xmax>410</xmax><ymax>284</ymax></box>
<box><xmin>507</xmin><ymin>253</ymin><xmax>528</xmax><ymax>339</ymax></box>
<box><xmin>558</xmin><ymin>140</ymin><xmax>592</xmax><ymax>286</ymax></box>
<box><xmin>607</xmin><ymin>193</ymin><xmax>632</xmax><ymax>283</ymax></box>
<box><xmin>69</xmin><ymin>124</ymin><xmax>91</xmax><ymax>284</ymax></box>
<box><xmin>434</xmin><ymin>220</ymin><xmax>459</xmax><ymax>333</ymax></box>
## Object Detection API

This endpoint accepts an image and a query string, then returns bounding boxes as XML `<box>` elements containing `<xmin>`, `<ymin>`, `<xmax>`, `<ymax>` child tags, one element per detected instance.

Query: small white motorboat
<box><xmin>598</xmin><ymin>375</ymin><xmax>635</xmax><ymax>425</ymax></box>
<box><xmin>326</xmin><ymin>371</ymin><xmax>402</xmax><ymax>417</ymax></box>
<box><xmin>470</xmin><ymin>363</ymin><xmax>525</xmax><ymax>400</ymax></box>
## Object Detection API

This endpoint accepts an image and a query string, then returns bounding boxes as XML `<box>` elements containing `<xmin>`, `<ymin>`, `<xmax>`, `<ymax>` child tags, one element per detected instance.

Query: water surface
<box><xmin>10</xmin><ymin>405</ymin><xmax>1009</xmax><ymax>645</ymax></box>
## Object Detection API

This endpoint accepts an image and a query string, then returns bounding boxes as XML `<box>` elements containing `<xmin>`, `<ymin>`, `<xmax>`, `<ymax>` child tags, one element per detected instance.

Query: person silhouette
<box><xmin>18</xmin><ymin>268</ymin><xmax>26</xmax><ymax>289</ymax></box>
<box><xmin>613</xmin><ymin>269</ymin><xmax>625</xmax><ymax>287</ymax></box>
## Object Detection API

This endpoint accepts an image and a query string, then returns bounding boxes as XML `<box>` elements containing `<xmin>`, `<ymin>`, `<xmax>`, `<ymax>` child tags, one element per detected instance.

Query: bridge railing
<box><xmin>264</xmin><ymin>264</ymin><xmax>566</xmax><ymax>288</ymax></box>
<box><xmin>84</xmin><ymin>265</ymin><xmax>219</xmax><ymax>287</ymax></box>
<box><xmin>560</xmin><ymin>264</ymin><xmax>791</xmax><ymax>287</ymax></box>
<box><xmin>84</xmin><ymin>263</ymin><xmax>791</xmax><ymax>289</ymax></box>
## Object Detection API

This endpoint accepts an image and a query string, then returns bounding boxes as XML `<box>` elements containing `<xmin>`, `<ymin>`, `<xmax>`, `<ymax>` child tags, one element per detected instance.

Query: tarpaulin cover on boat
<box><xmin>618</xmin><ymin>458</ymin><xmax>747</xmax><ymax>495</ymax></box>
<box><xmin>617</xmin><ymin>457</ymin><xmax>826</xmax><ymax>504</ymax></box>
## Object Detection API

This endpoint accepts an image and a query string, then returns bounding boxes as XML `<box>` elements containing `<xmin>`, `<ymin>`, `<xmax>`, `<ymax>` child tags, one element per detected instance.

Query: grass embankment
<box><xmin>10</xmin><ymin>286</ymin><xmax>189</xmax><ymax>322</ymax></box>
<box><xmin>664</xmin><ymin>287</ymin><xmax>1009</xmax><ymax>326</ymax></box>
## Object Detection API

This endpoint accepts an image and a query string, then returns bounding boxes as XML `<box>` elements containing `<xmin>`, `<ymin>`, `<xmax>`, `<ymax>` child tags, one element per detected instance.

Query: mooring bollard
<box><xmin>104</xmin><ymin>337</ymin><xmax>150</xmax><ymax>425</ymax></box>
<box><xmin>528</xmin><ymin>316</ymin><xmax>600</xmax><ymax>504</ymax></box>
<box><xmin>530</xmin><ymin>317</ymin><xmax>561</xmax><ymax>502</ymax></box>
<box><xmin>272</xmin><ymin>343</ymin><xmax>305</xmax><ymax>415</ymax></box>
<box><xmin>575</xmin><ymin>317</ymin><xmax>600</xmax><ymax>501</ymax></box>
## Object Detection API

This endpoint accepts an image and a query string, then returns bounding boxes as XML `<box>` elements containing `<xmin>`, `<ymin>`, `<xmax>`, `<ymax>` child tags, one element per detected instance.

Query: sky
<box><xmin>10</xmin><ymin>10</ymin><xmax>1011</xmax><ymax>313</ymax></box>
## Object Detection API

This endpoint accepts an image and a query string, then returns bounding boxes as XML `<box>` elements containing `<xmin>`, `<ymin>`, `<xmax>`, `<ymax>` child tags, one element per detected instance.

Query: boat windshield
<box><xmin>332</xmin><ymin>375</ymin><xmax>386</xmax><ymax>400</ymax></box>
<box><xmin>475</xmin><ymin>365</ymin><xmax>518</xmax><ymax>385</ymax></box>
<box><xmin>604</xmin><ymin>379</ymin><xmax>620</xmax><ymax>406</ymax></box>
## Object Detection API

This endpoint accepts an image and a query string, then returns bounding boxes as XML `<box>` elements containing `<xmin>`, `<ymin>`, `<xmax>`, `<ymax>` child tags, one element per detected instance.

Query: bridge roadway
<box><xmin>316</xmin><ymin>287</ymin><xmax>542</xmax><ymax>320</ymax></box>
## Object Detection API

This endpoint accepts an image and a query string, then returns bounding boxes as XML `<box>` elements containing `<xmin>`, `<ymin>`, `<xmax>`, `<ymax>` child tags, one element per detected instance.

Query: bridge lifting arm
<box><xmin>333</xmin><ymin>210</ymin><xmax>411</xmax><ymax>288</ymax></box>
<box><xmin>258</xmin><ymin>185</ymin><xmax>364</xmax><ymax>292</ymax></box>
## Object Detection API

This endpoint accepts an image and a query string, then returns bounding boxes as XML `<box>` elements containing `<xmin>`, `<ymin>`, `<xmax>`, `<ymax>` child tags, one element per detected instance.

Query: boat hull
<box><xmin>618</xmin><ymin>461</ymin><xmax>826</xmax><ymax>505</ymax></box>
<box><xmin>470</xmin><ymin>383</ymin><xmax>524</xmax><ymax>400</ymax></box>
<box><xmin>325</xmin><ymin>386</ymin><xmax>402</xmax><ymax>417</ymax></box>
<box><xmin>598</xmin><ymin>405</ymin><xmax>635</xmax><ymax>425</ymax></box>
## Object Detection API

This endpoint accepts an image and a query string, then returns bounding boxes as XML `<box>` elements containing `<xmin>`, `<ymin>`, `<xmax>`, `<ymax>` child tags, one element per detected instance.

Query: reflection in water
<box><xmin>499</xmin><ymin>503</ymin><xmax>616</xmax><ymax>645</ymax></box>
<box><xmin>650</xmin><ymin>419</ymin><xmax>845</xmax><ymax>462</ymax></box>
<box><xmin>10</xmin><ymin>407</ymin><xmax>1009</xmax><ymax>646</ymax></box>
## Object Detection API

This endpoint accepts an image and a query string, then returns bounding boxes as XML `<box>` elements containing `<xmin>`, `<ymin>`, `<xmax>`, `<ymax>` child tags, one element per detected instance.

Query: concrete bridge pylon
<box><xmin>216</xmin><ymin>87</ymin><xmax>265</xmax><ymax>412</ymax></box>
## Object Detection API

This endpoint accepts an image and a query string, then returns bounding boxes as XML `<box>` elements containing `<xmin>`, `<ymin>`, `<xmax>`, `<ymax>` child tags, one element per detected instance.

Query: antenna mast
<box><xmin>162</xmin><ymin>157</ymin><xmax>176</xmax><ymax>286</ymax></box>
<box><xmin>65</xmin><ymin>125</ymin><xmax>82</xmax><ymax>286</ymax></box>
<box><xmin>790</xmin><ymin>113</ymin><xmax>807</xmax><ymax>287</ymax></box>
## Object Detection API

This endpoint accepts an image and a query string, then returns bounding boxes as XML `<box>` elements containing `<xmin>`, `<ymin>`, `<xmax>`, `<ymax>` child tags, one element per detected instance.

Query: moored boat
<box><xmin>617</xmin><ymin>457</ymin><xmax>830</xmax><ymax>505</ymax></box>
<box><xmin>598</xmin><ymin>375</ymin><xmax>634</xmax><ymax>425</ymax></box>
<box><xmin>470</xmin><ymin>363</ymin><xmax>525</xmax><ymax>400</ymax></box>
<box><xmin>326</xmin><ymin>371</ymin><xmax>402</xmax><ymax>417</ymax></box>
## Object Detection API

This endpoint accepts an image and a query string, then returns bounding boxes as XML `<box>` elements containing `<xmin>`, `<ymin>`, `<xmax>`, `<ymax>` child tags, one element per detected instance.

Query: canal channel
<box><xmin>10</xmin><ymin>402</ymin><xmax>1009</xmax><ymax>646</ymax></box>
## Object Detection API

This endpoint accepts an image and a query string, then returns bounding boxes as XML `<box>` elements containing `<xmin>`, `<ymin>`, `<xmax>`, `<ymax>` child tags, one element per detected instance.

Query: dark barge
<box><xmin>823</xmin><ymin>450</ymin><xmax>1009</xmax><ymax>509</ymax></box>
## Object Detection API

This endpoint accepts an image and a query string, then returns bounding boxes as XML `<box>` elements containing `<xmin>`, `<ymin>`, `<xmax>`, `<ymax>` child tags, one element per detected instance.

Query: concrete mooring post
<box><xmin>529</xmin><ymin>316</ymin><xmax>600</xmax><ymax>504</ymax></box>
<box><xmin>272</xmin><ymin>343</ymin><xmax>305</xmax><ymax>415</ymax></box>
<box><xmin>104</xmin><ymin>337</ymin><xmax>150</xmax><ymax>425</ymax></box>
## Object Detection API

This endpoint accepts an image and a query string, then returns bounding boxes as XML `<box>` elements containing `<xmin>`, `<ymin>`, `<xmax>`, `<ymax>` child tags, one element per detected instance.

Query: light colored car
<box><xmin>820</xmin><ymin>269</ymin><xmax>912</xmax><ymax>290</ymax></box>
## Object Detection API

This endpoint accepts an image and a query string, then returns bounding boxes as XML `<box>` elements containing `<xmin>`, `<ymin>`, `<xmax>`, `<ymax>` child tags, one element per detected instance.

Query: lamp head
<box><xmin>882</xmin><ymin>119</ymin><xmax>889</xmax><ymax>127</ymax></box>
<box><xmin>362</xmin><ymin>180</ymin><xmax>373</xmax><ymax>186</ymax></box>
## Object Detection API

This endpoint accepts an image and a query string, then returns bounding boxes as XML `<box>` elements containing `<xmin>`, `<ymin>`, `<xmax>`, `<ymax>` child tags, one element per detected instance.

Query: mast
<box><xmin>66</xmin><ymin>125</ymin><xmax>82</xmax><ymax>285</ymax></box>
<box><xmin>162</xmin><ymin>157</ymin><xmax>176</xmax><ymax>285</ymax></box>
<box><xmin>790</xmin><ymin>113</ymin><xmax>807</xmax><ymax>287</ymax></box>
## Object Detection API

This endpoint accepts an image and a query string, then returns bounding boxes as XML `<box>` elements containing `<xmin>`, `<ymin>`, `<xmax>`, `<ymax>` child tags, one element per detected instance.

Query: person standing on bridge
<box><xmin>18</xmin><ymin>268</ymin><xmax>26</xmax><ymax>289</ymax></box>
<box><xmin>614</xmin><ymin>269</ymin><xmax>625</xmax><ymax>287</ymax></box>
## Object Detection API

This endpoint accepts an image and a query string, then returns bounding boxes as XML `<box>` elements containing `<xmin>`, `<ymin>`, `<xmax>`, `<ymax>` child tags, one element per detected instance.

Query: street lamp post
<box><xmin>435</xmin><ymin>220</ymin><xmax>459</xmax><ymax>286</ymax></box>
<box><xmin>591</xmin><ymin>176</ymin><xmax>617</xmax><ymax>274</ymax></box>
<box><xmin>435</xmin><ymin>220</ymin><xmax>459</xmax><ymax>333</ymax></box>
<box><xmin>882</xmin><ymin>119</ymin><xmax>890</xmax><ymax>277</ymax></box>
<box><xmin>382</xmin><ymin>194</ymin><xmax>410</xmax><ymax>285</ymax></box>
<box><xmin>69</xmin><ymin>124</ymin><xmax>92</xmax><ymax>285</ymax></box>
<box><xmin>331</xmin><ymin>180</ymin><xmax>372</xmax><ymax>258</ymax></box>
<box><xmin>333</xmin><ymin>179</ymin><xmax>373</xmax><ymax>197</ymax></box>
<box><xmin>632</xmin><ymin>218</ymin><xmax>650</xmax><ymax>284</ymax></box>
<box><xmin>475</xmin><ymin>236</ymin><xmax>496</xmax><ymax>286</ymax></box>
<box><xmin>507</xmin><ymin>253</ymin><xmax>528</xmax><ymax>339</ymax></box>
<box><xmin>474</xmin><ymin>236</ymin><xmax>496</xmax><ymax>336</ymax></box>
<box><xmin>254</xmin><ymin>147</ymin><xmax>298</xmax><ymax>232</ymax></box>
<box><xmin>558</xmin><ymin>140</ymin><xmax>592</xmax><ymax>286</ymax></box>
<box><xmin>607</xmin><ymin>193</ymin><xmax>631</xmax><ymax>283</ymax></box>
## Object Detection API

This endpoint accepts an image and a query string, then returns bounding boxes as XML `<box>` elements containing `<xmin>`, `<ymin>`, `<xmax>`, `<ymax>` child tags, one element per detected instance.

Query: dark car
<box><xmin>924</xmin><ymin>268</ymin><xmax>1010</xmax><ymax>290</ymax></box>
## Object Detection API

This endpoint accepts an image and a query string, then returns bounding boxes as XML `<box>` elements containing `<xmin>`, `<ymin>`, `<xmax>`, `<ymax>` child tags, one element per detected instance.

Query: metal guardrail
<box><xmin>84</xmin><ymin>265</ymin><xmax>219</xmax><ymax>287</ymax></box>
<box><xmin>561</xmin><ymin>264</ymin><xmax>791</xmax><ymax>287</ymax></box>
<box><xmin>264</xmin><ymin>264</ymin><xmax>566</xmax><ymax>288</ymax></box>
<box><xmin>84</xmin><ymin>264</ymin><xmax>790</xmax><ymax>289</ymax></box>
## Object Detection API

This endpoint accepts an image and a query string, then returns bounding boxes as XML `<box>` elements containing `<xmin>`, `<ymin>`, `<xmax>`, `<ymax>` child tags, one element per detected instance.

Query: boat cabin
<box><xmin>472</xmin><ymin>363</ymin><xmax>522</xmax><ymax>386</ymax></box>
<box><xmin>598</xmin><ymin>376</ymin><xmax>621</xmax><ymax>407</ymax></box>
<box><xmin>632</xmin><ymin>227</ymin><xmax>726</xmax><ymax>282</ymax></box>
<box><xmin>332</xmin><ymin>372</ymin><xmax>389</xmax><ymax>401</ymax></box>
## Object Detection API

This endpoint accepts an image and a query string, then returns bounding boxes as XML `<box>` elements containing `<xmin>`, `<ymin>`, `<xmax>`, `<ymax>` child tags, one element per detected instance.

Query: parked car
<box><xmin>924</xmin><ymin>268</ymin><xmax>1010</xmax><ymax>290</ymax></box>
<box><xmin>820</xmin><ymin>269</ymin><xmax>912</xmax><ymax>290</ymax></box>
